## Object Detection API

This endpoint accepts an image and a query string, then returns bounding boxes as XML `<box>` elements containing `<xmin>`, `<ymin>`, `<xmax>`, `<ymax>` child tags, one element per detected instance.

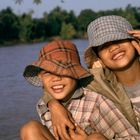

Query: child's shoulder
<box><xmin>82</xmin><ymin>87</ymin><xmax>106</xmax><ymax>101</ymax></box>
<box><xmin>81</xmin><ymin>87</ymin><xmax>117</xmax><ymax>108</ymax></box>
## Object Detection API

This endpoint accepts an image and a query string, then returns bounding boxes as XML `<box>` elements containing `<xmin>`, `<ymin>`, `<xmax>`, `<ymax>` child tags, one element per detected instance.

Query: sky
<box><xmin>1</xmin><ymin>0</ymin><xmax>140</xmax><ymax>18</ymax></box>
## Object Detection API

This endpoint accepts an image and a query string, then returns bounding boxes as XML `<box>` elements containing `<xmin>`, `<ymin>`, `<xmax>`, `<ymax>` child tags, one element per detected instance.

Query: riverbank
<box><xmin>0</xmin><ymin>34</ymin><xmax>88</xmax><ymax>47</ymax></box>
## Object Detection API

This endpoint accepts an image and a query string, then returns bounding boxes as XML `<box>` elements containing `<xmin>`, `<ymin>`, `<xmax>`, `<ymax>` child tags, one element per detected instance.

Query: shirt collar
<box><xmin>60</xmin><ymin>88</ymin><xmax>84</xmax><ymax>106</ymax></box>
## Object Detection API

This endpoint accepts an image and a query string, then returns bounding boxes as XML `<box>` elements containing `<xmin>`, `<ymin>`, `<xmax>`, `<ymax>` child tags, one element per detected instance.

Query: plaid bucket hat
<box><xmin>23</xmin><ymin>40</ymin><xmax>91</xmax><ymax>87</ymax></box>
<box><xmin>84</xmin><ymin>15</ymin><xmax>135</xmax><ymax>67</ymax></box>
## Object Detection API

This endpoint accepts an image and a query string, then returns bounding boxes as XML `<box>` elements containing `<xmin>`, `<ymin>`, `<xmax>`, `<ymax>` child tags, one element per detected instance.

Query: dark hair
<box><xmin>92</xmin><ymin>47</ymin><xmax>99</xmax><ymax>57</ymax></box>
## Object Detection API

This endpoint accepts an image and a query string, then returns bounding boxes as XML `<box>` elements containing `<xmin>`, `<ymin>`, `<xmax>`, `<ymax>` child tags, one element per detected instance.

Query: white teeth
<box><xmin>112</xmin><ymin>52</ymin><xmax>125</xmax><ymax>60</ymax></box>
<box><xmin>52</xmin><ymin>85</ymin><xmax>63</xmax><ymax>89</ymax></box>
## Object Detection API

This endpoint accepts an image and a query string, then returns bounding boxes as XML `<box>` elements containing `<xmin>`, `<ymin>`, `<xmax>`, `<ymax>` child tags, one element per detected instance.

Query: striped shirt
<box><xmin>36</xmin><ymin>88</ymin><xmax>140</xmax><ymax>139</ymax></box>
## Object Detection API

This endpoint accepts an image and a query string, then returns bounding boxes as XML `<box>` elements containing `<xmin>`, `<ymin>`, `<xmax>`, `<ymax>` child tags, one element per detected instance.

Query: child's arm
<box><xmin>42</xmin><ymin>92</ymin><xmax>75</xmax><ymax>140</ymax></box>
<box><xmin>48</xmin><ymin>99</ymin><xmax>75</xmax><ymax>140</ymax></box>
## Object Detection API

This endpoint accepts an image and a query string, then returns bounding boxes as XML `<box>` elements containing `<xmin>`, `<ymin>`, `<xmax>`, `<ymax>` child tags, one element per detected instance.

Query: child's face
<box><xmin>39</xmin><ymin>71</ymin><xmax>77</xmax><ymax>102</ymax></box>
<box><xmin>97</xmin><ymin>39</ymin><xmax>136</xmax><ymax>71</ymax></box>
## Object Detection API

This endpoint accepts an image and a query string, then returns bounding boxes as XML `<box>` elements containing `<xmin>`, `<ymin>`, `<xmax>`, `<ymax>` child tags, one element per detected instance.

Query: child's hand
<box><xmin>128</xmin><ymin>30</ymin><xmax>140</xmax><ymax>39</ymax></box>
<box><xmin>69</xmin><ymin>124</ymin><xmax>108</xmax><ymax>140</ymax></box>
<box><xmin>69</xmin><ymin>124</ymin><xmax>88</xmax><ymax>140</ymax></box>
<box><xmin>91</xmin><ymin>59</ymin><xmax>106</xmax><ymax>78</ymax></box>
<box><xmin>92</xmin><ymin>59</ymin><xmax>104</xmax><ymax>69</ymax></box>
<box><xmin>128</xmin><ymin>30</ymin><xmax>140</xmax><ymax>55</ymax></box>
<box><xmin>48</xmin><ymin>99</ymin><xmax>75</xmax><ymax>140</ymax></box>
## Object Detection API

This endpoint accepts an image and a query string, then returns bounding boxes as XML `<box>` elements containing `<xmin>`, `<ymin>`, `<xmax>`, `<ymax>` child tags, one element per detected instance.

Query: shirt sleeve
<box><xmin>36</xmin><ymin>97</ymin><xmax>49</xmax><ymax>125</ymax></box>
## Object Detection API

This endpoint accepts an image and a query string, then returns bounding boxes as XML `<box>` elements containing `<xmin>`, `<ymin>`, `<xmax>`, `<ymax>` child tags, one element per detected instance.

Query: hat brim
<box><xmin>23</xmin><ymin>65</ymin><xmax>43</xmax><ymax>87</ymax></box>
<box><xmin>90</xmin><ymin>32</ymin><xmax>134</xmax><ymax>47</ymax></box>
<box><xmin>23</xmin><ymin>64</ymin><xmax>91</xmax><ymax>87</ymax></box>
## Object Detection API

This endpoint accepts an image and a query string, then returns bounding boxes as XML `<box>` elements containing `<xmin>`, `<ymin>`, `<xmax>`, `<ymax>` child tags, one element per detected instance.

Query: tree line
<box><xmin>0</xmin><ymin>4</ymin><xmax>140</xmax><ymax>46</ymax></box>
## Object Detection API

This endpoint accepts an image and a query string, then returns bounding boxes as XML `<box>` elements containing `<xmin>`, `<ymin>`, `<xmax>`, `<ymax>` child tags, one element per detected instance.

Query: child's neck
<box><xmin>114</xmin><ymin>58</ymin><xmax>140</xmax><ymax>87</ymax></box>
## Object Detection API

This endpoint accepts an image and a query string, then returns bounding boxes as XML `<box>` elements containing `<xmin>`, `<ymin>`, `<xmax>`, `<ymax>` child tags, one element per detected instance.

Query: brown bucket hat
<box><xmin>23</xmin><ymin>40</ymin><xmax>91</xmax><ymax>86</ymax></box>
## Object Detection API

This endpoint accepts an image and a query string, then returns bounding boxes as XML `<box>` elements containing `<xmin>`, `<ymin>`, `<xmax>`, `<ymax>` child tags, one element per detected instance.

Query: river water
<box><xmin>0</xmin><ymin>39</ymin><xmax>88</xmax><ymax>140</ymax></box>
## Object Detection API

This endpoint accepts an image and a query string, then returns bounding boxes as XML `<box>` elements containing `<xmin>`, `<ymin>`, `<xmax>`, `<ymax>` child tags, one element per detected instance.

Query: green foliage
<box><xmin>123</xmin><ymin>4</ymin><xmax>139</xmax><ymax>27</ymax></box>
<box><xmin>31</xmin><ymin>19</ymin><xmax>47</xmax><ymax>40</ymax></box>
<box><xmin>0</xmin><ymin>7</ymin><xmax>20</xmax><ymax>42</ymax></box>
<box><xmin>47</xmin><ymin>7</ymin><xmax>63</xmax><ymax>36</ymax></box>
<box><xmin>60</xmin><ymin>22</ymin><xmax>76</xmax><ymax>39</ymax></box>
<box><xmin>19</xmin><ymin>13</ymin><xmax>33</xmax><ymax>41</ymax></box>
<box><xmin>78</xmin><ymin>9</ymin><xmax>97</xmax><ymax>32</ymax></box>
<box><xmin>0</xmin><ymin>4</ymin><xmax>140</xmax><ymax>45</ymax></box>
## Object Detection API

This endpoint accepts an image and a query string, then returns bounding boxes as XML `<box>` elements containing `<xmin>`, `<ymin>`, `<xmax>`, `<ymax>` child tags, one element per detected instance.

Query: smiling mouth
<box><xmin>52</xmin><ymin>85</ymin><xmax>64</xmax><ymax>93</ymax></box>
<box><xmin>112</xmin><ymin>51</ymin><xmax>125</xmax><ymax>60</ymax></box>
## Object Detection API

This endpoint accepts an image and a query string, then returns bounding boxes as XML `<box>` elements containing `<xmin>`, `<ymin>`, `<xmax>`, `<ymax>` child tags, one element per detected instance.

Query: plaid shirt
<box><xmin>36</xmin><ymin>88</ymin><xmax>140</xmax><ymax>139</ymax></box>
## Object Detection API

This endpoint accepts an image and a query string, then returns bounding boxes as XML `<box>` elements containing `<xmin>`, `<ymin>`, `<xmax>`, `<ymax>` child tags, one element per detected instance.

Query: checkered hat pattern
<box><xmin>87</xmin><ymin>15</ymin><xmax>134</xmax><ymax>47</ymax></box>
<box><xmin>84</xmin><ymin>15</ymin><xmax>134</xmax><ymax>68</ymax></box>
<box><xmin>23</xmin><ymin>40</ymin><xmax>91</xmax><ymax>87</ymax></box>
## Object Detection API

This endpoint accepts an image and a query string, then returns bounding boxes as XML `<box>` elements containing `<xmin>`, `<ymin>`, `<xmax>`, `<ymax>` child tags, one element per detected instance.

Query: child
<box><xmin>85</xmin><ymin>15</ymin><xmax>140</xmax><ymax>127</ymax></box>
<box><xmin>84</xmin><ymin>15</ymin><xmax>140</xmax><ymax>136</ymax></box>
<box><xmin>20</xmin><ymin>40</ymin><xmax>107</xmax><ymax>140</ymax></box>
<box><xmin>42</xmin><ymin>16</ymin><xmax>140</xmax><ymax>140</ymax></box>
